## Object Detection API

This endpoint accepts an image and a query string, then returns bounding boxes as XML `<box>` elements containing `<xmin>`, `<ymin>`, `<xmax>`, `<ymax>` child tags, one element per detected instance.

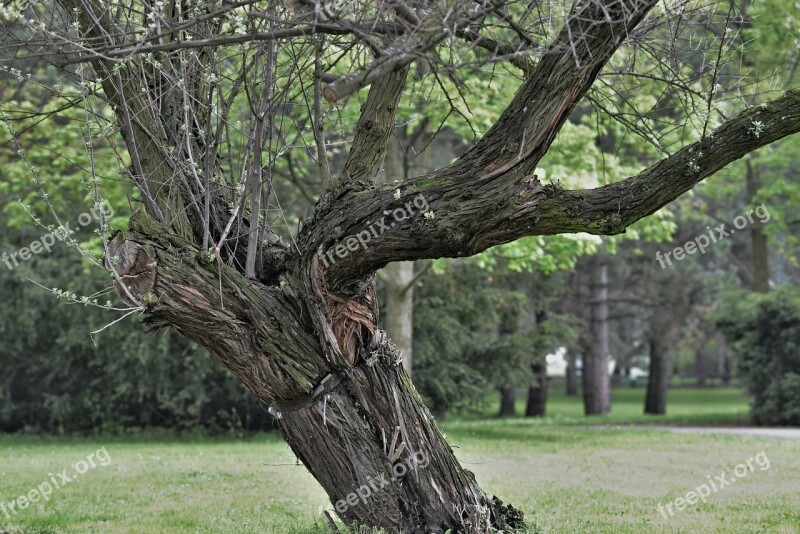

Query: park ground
<box><xmin>1</xmin><ymin>388</ymin><xmax>798</xmax><ymax>534</ymax></box>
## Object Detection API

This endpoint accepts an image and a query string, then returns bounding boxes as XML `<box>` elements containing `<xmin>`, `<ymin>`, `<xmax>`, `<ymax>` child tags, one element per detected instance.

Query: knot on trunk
<box><xmin>105</xmin><ymin>231</ymin><xmax>157</xmax><ymax>307</ymax></box>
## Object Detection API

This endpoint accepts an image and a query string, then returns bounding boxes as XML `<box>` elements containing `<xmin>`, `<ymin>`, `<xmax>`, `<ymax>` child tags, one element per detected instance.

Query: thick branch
<box><xmin>450</xmin><ymin>0</ymin><xmax>658</xmax><ymax>182</ymax></box>
<box><xmin>312</xmin><ymin>86</ymin><xmax>799</xmax><ymax>285</ymax></box>
<box><xmin>339</xmin><ymin>66</ymin><xmax>410</xmax><ymax>187</ymax></box>
<box><xmin>309</xmin><ymin>0</ymin><xmax>660</xmax><ymax>286</ymax></box>
<box><xmin>534</xmin><ymin>91</ymin><xmax>800</xmax><ymax>235</ymax></box>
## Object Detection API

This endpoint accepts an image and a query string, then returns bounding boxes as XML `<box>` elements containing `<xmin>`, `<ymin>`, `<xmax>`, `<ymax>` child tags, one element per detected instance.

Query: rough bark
<box><xmin>107</xmin><ymin>213</ymin><xmax>524</xmax><ymax>532</ymax></box>
<box><xmin>381</xmin><ymin>123</ymin><xmax>434</xmax><ymax>379</ymax></box>
<box><xmin>46</xmin><ymin>0</ymin><xmax>800</xmax><ymax>531</ymax></box>
<box><xmin>382</xmin><ymin>140</ymin><xmax>416</xmax><ymax>377</ymax></box>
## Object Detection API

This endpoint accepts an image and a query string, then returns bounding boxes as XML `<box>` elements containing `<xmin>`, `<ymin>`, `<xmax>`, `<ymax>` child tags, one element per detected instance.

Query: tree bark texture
<box><xmin>107</xmin><ymin>213</ymin><xmax>523</xmax><ymax>532</ymax></box>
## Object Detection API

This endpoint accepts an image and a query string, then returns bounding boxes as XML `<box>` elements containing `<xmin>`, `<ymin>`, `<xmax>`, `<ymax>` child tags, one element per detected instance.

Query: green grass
<box><xmin>2</xmin><ymin>388</ymin><xmax>796</xmax><ymax>534</ymax></box>
<box><xmin>468</xmin><ymin>386</ymin><xmax>752</xmax><ymax>426</ymax></box>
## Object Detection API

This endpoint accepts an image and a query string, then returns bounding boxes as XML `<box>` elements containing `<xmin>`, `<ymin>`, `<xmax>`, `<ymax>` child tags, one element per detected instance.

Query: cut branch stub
<box><xmin>106</xmin><ymin>231</ymin><xmax>157</xmax><ymax>307</ymax></box>
<box><xmin>105</xmin><ymin>213</ymin><xmax>329</xmax><ymax>402</ymax></box>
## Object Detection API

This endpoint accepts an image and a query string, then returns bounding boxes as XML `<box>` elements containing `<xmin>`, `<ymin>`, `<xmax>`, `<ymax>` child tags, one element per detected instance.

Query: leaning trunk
<box><xmin>107</xmin><ymin>214</ymin><xmax>523</xmax><ymax>533</ymax></box>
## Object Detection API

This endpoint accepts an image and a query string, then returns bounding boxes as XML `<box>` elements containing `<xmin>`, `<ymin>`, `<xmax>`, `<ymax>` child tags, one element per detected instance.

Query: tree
<box><xmin>379</xmin><ymin>118</ymin><xmax>436</xmax><ymax>379</ymax></box>
<box><xmin>4</xmin><ymin>0</ymin><xmax>800</xmax><ymax>530</ymax></box>
<box><xmin>583</xmin><ymin>255</ymin><xmax>611</xmax><ymax>415</ymax></box>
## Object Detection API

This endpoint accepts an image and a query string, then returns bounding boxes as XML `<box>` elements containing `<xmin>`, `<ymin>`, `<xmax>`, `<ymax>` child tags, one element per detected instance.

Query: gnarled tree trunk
<box><xmin>108</xmin><ymin>213</ymin><xmax>523</xmax><ymax>532</ymax></box>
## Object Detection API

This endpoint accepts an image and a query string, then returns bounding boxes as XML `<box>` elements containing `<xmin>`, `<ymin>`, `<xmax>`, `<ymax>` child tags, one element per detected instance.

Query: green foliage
<box><xmin>0</xmin><ymin>249</ymin><xmax>273</xmax><ymax>434</ymax></box>
<box><xmin>411</xmin><ymin>261</ymin><xmax>578</xmax><ymax>414</ymax></box>
<box><xmin>411</xmin><ymin>261</ymin><xmax>496</xmax><ymax>415</ymax></box>
<box><xmin>716</xmin><ymin>287</ymin><xmax>800</xmax><ymax>425</ymax></box>
<box><xmin>0</xmin><ymin>95</ymin><xmax>128</xmax><ymax>259</ymax></box>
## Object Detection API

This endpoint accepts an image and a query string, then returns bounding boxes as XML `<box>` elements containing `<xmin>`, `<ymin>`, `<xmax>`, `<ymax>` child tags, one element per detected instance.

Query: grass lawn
<box><xmin>2</xmin><ymin>388</ymin><xmax>797</xmax><ymax>534</ymax></box>
<box><xmin>473</xmin><ymin>385</ymin><xmax>753</xmax><ymax>426</ymax></box>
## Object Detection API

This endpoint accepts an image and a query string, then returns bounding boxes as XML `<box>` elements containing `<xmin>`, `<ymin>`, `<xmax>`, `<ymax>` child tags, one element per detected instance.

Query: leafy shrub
<box><xmin>0</xmin><ymin>249</ymin><xmax>274</xmax><ymax>435</ymax></box>
<box><xmin>716</xmin><ymin>287</ymin><xmax>800</xmax><ymax>425</ymax></box>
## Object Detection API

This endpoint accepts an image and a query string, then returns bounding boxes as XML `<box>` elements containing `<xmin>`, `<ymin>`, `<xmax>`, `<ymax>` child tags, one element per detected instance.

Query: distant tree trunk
<box><xmin>695</xmin><ymin>348</ymin><xmax>707</xmax><ymax>387</ymax></box>
<box><xmin>381</xmin><ymin>122</ymin><xmax>435</xmax><ymax>379</ymax></box>
<box><xmin>499</xmin><ymin>385</ymin><xmax>517</xmax><ymax>417</ymax></box>
<box><xmin>645</xmin><ymin>330</ymin><xmax>669</xmax><ymax>415</ymax></box>
<box><xmin>525</xmin><ymin>363</ymin><xmax>548</xmax><ymax>417</ymax></box>
<box><xmin>583</xmin><ymin>259</ymin><xmax>611</xmax><ymax>415</ymax></box>
<box><xmin>611</xmin><ymin>362</ymin><xmax>622</xmax><ymax>385</ymax></box>
<box><xmin>721</xmin><ymin>347</ymin><xmax>733</xmax><ymax>386</ymax></box>
<box><xmin>526</xmin><ymin>309</ymin><xmax>549</xmax><ymax>416</ymax></box>
<box><xmin>776</xmin><ymin>232</ymin><xmax>786</xmax><ymax>285</ymax></box>
<box><xmin>746</xmin><ymin>157</ymin><xmax>770</xmax><ymax>293</ymax></box>
<box><xmin>565</xmin><ymin>350</ymin><xmax>578</xmax><ymax>396</ymax></box>
<box><xmin>384</xmin><ymin>262</ymin><xmax>415</xmax><ymax>377</ymax></box>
